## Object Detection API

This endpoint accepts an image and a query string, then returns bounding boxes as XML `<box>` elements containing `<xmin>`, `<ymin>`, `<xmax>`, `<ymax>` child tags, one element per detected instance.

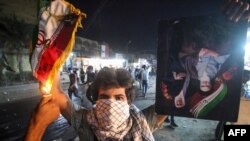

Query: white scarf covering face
<box><xmin>95</xmin><ymin>99</ymin><xmax>130</xmax><ymax>131</ymax></box>
<box><xmin>86</xmin><ymin>99</ymin><xmax>155</xmax><ymax>141</ymax></box>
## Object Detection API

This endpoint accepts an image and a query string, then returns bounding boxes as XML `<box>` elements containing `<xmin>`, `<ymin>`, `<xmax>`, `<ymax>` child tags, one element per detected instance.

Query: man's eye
<box><xmin>99</xmin><ymin>96</ymin><xmax>105</xmax><ymax>99</ymax></box>
<box><xmin>98</xmin><ymin>94</ymin><xmax>108</xmax><ymax>99</ymax></box>
<box><xmin>116</xmin><ymin>96</ymin><xmax>124</xmax><ymax>101</ymax></box>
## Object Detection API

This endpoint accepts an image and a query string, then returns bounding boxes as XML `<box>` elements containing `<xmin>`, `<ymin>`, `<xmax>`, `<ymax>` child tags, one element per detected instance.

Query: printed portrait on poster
<box><xmin>155</xmin><ymin>15</ymin><xmax>248</xmax><ymax>122</ymax></box>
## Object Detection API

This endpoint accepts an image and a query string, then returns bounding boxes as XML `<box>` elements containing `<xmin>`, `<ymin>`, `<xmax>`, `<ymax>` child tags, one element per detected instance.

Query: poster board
<box><xmin>155</xmin><ymin>15</ymin><xmax>248</xmax><ymax>122</ymax></box>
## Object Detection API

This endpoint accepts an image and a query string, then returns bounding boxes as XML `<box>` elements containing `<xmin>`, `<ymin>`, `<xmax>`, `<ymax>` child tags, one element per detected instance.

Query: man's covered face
<box><xmin>94</xmin><ymin>88</ymin><xmax>130</xmax><ymax>130</ymax></box>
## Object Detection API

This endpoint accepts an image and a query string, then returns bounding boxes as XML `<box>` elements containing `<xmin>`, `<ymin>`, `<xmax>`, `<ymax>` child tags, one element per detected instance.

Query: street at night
<box><xmin>1</xmin><ymin>0</ymin><xmax>250</xmax><ymax>141</ymax></box>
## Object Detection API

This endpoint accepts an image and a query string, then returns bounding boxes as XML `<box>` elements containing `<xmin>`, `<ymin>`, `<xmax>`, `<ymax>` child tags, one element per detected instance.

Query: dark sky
<box><xmin>68</xmin><ymin>0</ymin><xmax>222</xmax><ymax>53</ymax></box>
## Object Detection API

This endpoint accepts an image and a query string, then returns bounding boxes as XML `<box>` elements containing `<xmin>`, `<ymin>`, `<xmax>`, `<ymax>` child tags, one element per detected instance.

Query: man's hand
<box><xmin>161</xmin><ymin>82</ymin><xmax>172</xmax><ymax>100</ymax></box>
<box><xmin>175</xmin><ymin>90</ymin><xmax>186</xmax><ymax>108</ymax></box>
<box><xmin>25</xmin><ymin>96</ymin><xmax>60</xmax><ymax>141</ymax></box>
<box><xmin>223</xmin><ymin>0</ymin><xmax>250</xmax><ymax>22</ymax></box>
<box><xmin>36</xmin><ymin>96</ymin><xmax>61</xmax><ymax>126</ymax></box>
<box><xmin>25</xmin><ymin>73</ymin><xmax>71</xmax><ymax>141</ymax></box>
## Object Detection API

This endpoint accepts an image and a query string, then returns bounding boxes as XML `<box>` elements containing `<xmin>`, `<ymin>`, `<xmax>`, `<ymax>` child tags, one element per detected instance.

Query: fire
<box><xmin>39</xmin><ymin>81</ymin><xmax>53</xmax><ymax>97</ymax></box>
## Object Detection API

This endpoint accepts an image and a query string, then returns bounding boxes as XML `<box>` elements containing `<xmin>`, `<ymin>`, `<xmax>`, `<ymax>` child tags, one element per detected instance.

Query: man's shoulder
<box><xmin>71</xmin><ymin>104</ymin><xmax>90</xmax><ymax>124</ymax></box>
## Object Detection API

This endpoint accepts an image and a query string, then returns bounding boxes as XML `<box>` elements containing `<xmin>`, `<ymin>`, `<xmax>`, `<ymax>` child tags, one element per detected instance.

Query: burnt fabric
<box><xmin>30</xmin><ymin>0</ymin><xmax>86</xmax><ymax>95</ymax></box>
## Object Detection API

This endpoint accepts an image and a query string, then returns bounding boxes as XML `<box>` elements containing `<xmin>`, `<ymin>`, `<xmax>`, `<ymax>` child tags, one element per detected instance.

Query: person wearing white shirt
<box><xmin>141</xmin><ymin>65</ymin><xmax>149</xmax><ymax>97</ymax></box>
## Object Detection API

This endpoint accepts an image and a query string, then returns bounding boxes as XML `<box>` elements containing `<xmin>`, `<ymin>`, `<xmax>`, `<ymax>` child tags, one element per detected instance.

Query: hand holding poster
<box><xmin>30</xmin><ymin>0</ymin><xmax>86</xmax><ymax>96</ymax></box>
<box><xmin>156</xmin><ymin>15</ymin><xmax>248</xmax><ymax>122</ymax></box>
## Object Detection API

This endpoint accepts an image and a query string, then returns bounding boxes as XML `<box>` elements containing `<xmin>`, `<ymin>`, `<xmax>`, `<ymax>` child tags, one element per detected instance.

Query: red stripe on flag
<box><xmin>35</xmin><ymin>16</ymin><xmax>78</xmax><ymax>83</ymax></box>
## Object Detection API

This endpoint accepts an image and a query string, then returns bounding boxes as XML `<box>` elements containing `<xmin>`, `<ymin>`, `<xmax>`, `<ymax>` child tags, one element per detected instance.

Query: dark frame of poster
<box><xmin>155</xmin><ymin>15</ymin><xmax>248</xmax><ymax>122</ymax></box>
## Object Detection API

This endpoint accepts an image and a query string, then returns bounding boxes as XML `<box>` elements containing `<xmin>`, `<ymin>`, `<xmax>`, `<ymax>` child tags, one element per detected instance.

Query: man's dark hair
<box><xmin>142</xmin><ymin>65</ymin><xmax>146</xmax><ymax>69</ymax></box>
<box><xmin>87</xmin><ymin>67</ymin><xmax>135</xmax><ymax>104</ymax></box>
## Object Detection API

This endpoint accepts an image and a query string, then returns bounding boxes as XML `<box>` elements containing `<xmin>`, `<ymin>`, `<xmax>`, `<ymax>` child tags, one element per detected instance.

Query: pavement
<box><xmin>0</xmin><ymin>75</ymin><xmax>220</xmax><ymax>141</ymax></box>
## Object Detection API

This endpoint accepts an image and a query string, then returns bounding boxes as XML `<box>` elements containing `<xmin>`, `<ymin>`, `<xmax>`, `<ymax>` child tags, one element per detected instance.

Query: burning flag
<box><xmin>30</xmin><ymin>0</ymin><xmax>86</xmax><ymax>96</ymax></box>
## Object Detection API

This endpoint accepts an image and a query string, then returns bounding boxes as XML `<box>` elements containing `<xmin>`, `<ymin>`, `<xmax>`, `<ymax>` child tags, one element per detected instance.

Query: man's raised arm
<box><xmin>25</xmin><ymin>74</ymin><xmax>72</xmax><ymax>141</ymax></box>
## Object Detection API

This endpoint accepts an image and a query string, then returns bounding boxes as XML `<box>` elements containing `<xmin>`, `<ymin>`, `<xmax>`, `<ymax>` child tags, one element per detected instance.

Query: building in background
<box><xmin>64</xmin><ymin>37</ymin><xmax>127</xmax><ymax>72</ymax></box>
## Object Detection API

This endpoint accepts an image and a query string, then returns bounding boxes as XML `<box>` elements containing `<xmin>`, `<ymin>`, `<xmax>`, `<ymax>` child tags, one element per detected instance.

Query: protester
<box><xmin>68</xmin><ymin>68</ymin><xmax>81</xmax><ymax>100</ymax></box>
<box><xmin>84</xmin><ymin>65</ymin><xmax>95</xmax><ymax>86</ymax></box>
<box><xmin>141</xmin><ymin>65</ymin><xmax>150</xmax><ymax>97</ymax></box>
<box><xmin>80</xmin><ymin>68</ymin><xmax>85</xmax><ymax>84</ymax></box>
<box><xmin>25</xmin><ymin>68</ymin><xmax>167</xmax><ymax>141</ymax></box>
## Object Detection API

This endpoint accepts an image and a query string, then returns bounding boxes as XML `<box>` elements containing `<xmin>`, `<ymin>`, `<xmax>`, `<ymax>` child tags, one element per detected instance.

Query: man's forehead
<box><xmin>99</xmin><ymin>87</ymin><xmax>126</xmax><ymax>94</ymax></box>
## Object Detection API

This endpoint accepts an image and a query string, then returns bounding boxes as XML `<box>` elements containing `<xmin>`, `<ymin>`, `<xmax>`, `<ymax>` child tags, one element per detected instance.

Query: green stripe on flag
<box><xmin>197</xmin><ymin>83</ymin><xmax>228</xmax><ymax>118</ymax></box>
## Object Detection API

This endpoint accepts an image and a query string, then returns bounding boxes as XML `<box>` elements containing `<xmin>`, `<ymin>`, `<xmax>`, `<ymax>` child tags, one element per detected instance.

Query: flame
<box><xmin>40</xmin><ymin>81</ymin><xmax>53</xmax><ymax>97</ymax></box>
